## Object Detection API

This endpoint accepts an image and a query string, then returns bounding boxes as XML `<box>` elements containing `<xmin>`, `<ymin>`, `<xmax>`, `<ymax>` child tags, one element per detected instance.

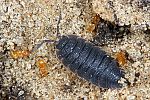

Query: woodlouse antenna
<box><xmin>31</xmin><ymin>40</ymin><xmax>56</xmax><ymax>53</ymax></box>
<box><xmin>31</xmin><ymin>7</ymin><xmax>62</xmax><ymax>53</ymax></box>
<box><xmin>56</xmin><ymin>7</ymin><xmax>62</xmax><ymax>38</ymax></box>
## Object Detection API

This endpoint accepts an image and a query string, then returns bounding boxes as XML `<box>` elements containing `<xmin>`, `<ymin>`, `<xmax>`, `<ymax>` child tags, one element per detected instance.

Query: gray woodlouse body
<box><xmin>32</xmin><ymin>12</ymin><xmax>128</xmax><ymax>89</ymax></box>
<box><xmin>55</xmin><ymin>35</ymin><xmax>126</xmax><ymax>89</ymax></box>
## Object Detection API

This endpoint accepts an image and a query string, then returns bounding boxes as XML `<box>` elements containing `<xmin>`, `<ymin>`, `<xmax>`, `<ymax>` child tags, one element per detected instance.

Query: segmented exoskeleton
<box><xmin>31</xmin><ymin>11</ymin><xmax>128</xmax><ymax>89</ymax></box>
<box><xmin>56</xmin><ymin>35</ymin><xmax>126</xmax><ymax>88</ymax></box>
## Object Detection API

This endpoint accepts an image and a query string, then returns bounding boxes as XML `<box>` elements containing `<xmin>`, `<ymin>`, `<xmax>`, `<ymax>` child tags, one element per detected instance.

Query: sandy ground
<box><xmin>0</xmin><ymin>0</ymin><xmax>150</xmax><ymax>100</ymax></box>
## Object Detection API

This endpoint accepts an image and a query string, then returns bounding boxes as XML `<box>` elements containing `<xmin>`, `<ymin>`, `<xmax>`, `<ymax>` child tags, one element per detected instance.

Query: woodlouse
<box><xmin>31</xmin><ymin>12</ymin><xmax>129</xmax><ymax>89</ymax></box>
<box><xmin>33</xmin><ymin>35</ymin><xmax>128</xmax><ymax>89</ymax></box>
<box><xmin>55</xmin><ymin>35</ymin><xmax>127</xmax><ymax>88</ymax></box>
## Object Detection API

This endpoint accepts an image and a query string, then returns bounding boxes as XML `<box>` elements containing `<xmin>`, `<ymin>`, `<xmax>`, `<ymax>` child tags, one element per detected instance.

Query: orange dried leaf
<box><xmin>91</xmin><ymin>14</ymin><xmax>100</xmax><ymax>25</ymax></box>
<box><xmin>10</xmin><ymin>50</ymin><xmax>30</xmax><ymax>59</ymax></box>
<box><xmin>116</xmin><ymin>51</ymin><xmax>127</xmax><ymax>66</ymax></box>
<box><xmin>86</xmin><ymin>14</ymin><xmax>100</xmax><ymax>34</ymax></box>
<box><xmin>36</xmin><ymin>59</ymin><xmax>49</xmax><ymax>77</ymax></box>
<box><xmin>86</xmin><ymin>24</ymin><xmax>95</xmax><ymax>33</ymax></box>
<box><xmin>10</xmin><ymin>50</ymin><xmax>19</xmax><ymax>59</ymax></box>
<box><xmin>21</xmin><ymin>50</ymin><xmax>30</xmax><ymax>57</ymax></box>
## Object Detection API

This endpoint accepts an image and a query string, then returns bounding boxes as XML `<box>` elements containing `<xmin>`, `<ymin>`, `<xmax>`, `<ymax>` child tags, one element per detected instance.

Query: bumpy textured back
<box><xmin>56</xmin><ymin>35</ymin><xmax>125</xmax><ymax>88</ymax></box>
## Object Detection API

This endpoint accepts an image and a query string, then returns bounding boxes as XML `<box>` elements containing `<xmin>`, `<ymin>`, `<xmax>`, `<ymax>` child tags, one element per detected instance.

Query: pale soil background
<box><xmin>0</xmin><ymin>0</ymin><xmax>150</xmax><ymax>100</ymax></box>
